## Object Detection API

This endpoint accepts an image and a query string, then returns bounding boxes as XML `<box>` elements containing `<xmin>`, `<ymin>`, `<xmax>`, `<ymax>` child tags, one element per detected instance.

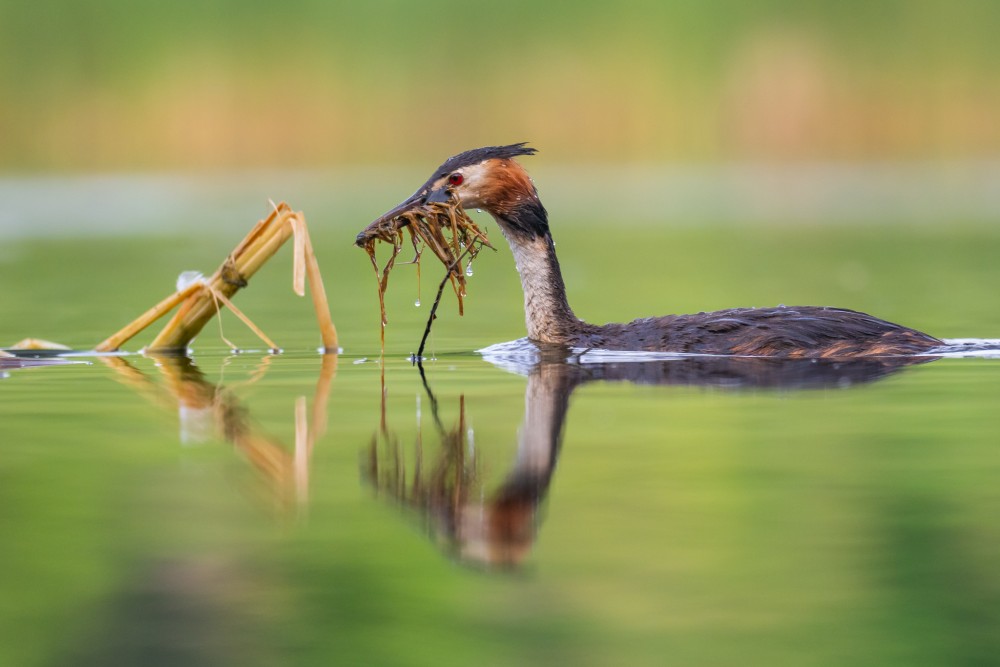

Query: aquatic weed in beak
<box><xmin>356</xmin><ymin>192</ymin><xmax>493</xmax><ymax>351</ymax></box>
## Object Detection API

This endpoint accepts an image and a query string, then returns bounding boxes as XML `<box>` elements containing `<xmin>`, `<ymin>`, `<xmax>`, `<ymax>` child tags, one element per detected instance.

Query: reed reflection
<box><xmin>103</xmin><ymin>353</ymin><xmax>336</xmax><ymax>513</ymax></box>
<box><xmin>365</xmin><ymin>353</ymin><xmax>933</xmax><ymax>570</ymax></box>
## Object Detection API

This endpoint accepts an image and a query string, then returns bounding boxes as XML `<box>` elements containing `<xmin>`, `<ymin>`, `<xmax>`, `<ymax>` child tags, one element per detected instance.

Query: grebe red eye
<box><xmin>448</xmin><ymin>172</ymin><xmax>464</xmax><ymax>186</ymax></box>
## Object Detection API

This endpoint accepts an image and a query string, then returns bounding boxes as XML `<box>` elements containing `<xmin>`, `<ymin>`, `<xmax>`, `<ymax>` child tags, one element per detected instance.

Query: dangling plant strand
<box><xmin>358</xmin><ymin>195</ymin><xmax>492</xmax><ymax>352</ymax></box>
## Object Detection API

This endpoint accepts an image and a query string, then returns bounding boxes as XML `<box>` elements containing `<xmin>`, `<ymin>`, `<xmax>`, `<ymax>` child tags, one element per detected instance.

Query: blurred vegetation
<box><xmin>1</xmin><ymin>1</ymin><xmax>999</xmax><ymax>171</ymax></box>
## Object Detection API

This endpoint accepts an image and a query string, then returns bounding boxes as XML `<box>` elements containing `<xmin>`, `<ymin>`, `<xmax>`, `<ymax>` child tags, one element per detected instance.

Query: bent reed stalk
<box><xmin>96</xmin><ymin>202</ymin><xmax>337</xmax><ymax>353</ymax></box>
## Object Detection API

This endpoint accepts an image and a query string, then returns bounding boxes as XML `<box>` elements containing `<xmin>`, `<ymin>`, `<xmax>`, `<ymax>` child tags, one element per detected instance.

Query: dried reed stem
<box><xmin>7</xmin><ymin>338</ymin><xmax>73</xmax><ymax>351</ymax></box>
<box><xmin>300</xmin><ymin>219</ymin><xmax>339</xmax><ymax>352</ymax></box>
<box><xmin>95</xmin><ymin>202</ymin><xmax>338</xmax><ymax>353</ymax></box>
<box><xmin>147</xmin><ymin>206</ymin><xmax>295</xmax><ymax>351</ymax></box>
<box><xmin>95</xmin><ymin>285</ymin><xmax>203</xmax><ymax>352</ymax></box>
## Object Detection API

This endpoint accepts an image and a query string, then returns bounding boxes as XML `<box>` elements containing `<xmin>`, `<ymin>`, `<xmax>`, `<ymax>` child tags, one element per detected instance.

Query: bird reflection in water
<box><xmin>363</xmin><ymin>364</ymin><xmax>559</xmax><ymax>570</ymax></box>
<box><xmin>103</xmin><ymin>353</ymin><xmax>336</xmax><ymax>513</ymax></box>
<box><xmin>364</xmin><ymin>351</ymin><xmax>935</xmax><ymax>570</ymax></box>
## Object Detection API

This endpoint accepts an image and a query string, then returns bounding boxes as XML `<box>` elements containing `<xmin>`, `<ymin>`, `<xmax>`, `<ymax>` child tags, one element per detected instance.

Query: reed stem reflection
<box><xmin>103</xmin><ymin>353</ymin><xmax>336</xmax><ymax>514</ymax></box>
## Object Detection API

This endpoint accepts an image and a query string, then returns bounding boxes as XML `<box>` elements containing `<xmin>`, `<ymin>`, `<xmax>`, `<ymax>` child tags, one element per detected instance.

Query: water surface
<box><xmin>2</xmin><ymin>182</ymin><xmax>999</xmax><ymax>666</ymax></box>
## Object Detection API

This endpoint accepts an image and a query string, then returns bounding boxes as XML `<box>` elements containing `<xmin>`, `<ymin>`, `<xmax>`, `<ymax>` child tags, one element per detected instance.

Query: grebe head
<box><xmin>357</xmin><ymin>143</ymin><xmax>549</xmax><ymax>245</ymax></box>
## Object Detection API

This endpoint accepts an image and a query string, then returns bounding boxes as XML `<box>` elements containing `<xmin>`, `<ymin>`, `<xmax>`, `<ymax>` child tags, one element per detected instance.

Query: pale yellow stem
<box><xmin>208</xmin><ymin>286</ymin><xmax>280</xmax><ymax>351</ymax></box>
<box><xmin>298</xmin><ymin>215</ymin><xmax>339</xmax><ymax>351</ymax></box>
<box><xmin>147</xmin><ymin>204</ymin><xmax>295</xmax><ymax>351</ymax></box>
<box><xmin>96</xmin><ymin>283</ymin><xmax>201</xmax><ymax>352</ymax></box>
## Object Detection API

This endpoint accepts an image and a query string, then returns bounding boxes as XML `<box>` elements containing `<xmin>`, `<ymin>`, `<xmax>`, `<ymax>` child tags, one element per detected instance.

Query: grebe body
<box><xmin>360</xmin><ymin>144</ymin><xmax>941</xmax><ymax>358</ymax></box>
<box><xmin>562</xmin><ymin>305</ymin><xmax>939</xmax><ymax>357</ymax></box>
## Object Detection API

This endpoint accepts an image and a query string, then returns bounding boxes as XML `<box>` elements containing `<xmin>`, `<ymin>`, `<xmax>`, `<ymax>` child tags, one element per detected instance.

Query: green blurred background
<box><xmin>2</xmin><ymin>0</ymin><xmax>998</xmax><ymax>172</ymax></box>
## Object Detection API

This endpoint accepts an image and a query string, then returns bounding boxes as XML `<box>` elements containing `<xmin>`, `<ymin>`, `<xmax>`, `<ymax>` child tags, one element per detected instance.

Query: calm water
<box><xmin>2</xmin><ymin>181</ymin><xmax>1000</xmax><ymax>666</ymax></box>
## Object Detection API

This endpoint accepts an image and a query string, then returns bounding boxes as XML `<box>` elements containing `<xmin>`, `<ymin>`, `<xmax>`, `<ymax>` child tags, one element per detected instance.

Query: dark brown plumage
<box><xmin>363</xmin><ymin>144</ymin><xmax>943</xmax><ymax>358</ymax></box>
<box><xmin>570</xmin><ymin>306</ymin><xmax>941</xmax><ymax>357</ymax></box>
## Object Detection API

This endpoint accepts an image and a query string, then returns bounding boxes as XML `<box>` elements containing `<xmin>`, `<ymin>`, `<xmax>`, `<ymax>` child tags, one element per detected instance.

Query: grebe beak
<box><xmin>355</xmin><ymin>185</ymin><xmax>451</xmax><ymax>246</ymax></box>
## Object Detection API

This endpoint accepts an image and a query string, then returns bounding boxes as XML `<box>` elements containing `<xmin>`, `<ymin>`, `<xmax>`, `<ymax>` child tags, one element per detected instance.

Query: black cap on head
<box><xmin>431</xmin><ymin>143</ymin><xmax>536</xmax><ymax>179</ymax></box>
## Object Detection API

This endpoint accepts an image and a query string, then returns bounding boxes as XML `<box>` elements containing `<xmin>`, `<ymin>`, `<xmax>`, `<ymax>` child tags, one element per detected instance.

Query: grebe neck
<box><xmin>494</xmin><ymin>214</ymin><xmax>581</xmax><ymax>344</ymax></box>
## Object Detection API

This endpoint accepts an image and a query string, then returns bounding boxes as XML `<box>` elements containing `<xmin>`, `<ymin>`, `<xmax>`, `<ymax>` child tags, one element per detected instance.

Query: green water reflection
<box><xmin>3</xmin><ymin>348</ymin><xmax>999</xmax><ymax>666</ymax></box>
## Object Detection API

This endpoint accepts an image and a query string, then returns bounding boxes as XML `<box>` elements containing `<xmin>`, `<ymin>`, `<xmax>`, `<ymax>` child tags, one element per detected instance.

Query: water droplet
<box><xmin>414</xmin><ymin>299</ymin><xmax>421</xmax><ymax>307</ymax></box>
<box><xmin>476</xmin><ymin>208</ymin><xmax>483</xmax><ymax>213</ymax></box>
<box><xmin>465</xmin><ymin>262</ymin><xmax>474</xmax><ymax>277</ymax></box>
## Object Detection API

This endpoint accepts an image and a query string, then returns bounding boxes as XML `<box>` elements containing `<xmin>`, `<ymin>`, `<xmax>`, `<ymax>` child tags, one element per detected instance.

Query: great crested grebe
<box><xmin>359</xmin><ymin>143</ymin><xmax>942</xmax><ymax>358</ymax></box>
